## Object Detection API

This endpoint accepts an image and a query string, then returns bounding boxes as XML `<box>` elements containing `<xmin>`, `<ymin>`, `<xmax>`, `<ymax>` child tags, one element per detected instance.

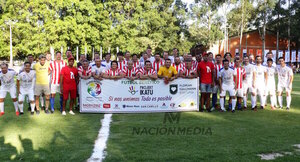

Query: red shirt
<box><xmin>61</xmin><ymin>66</ymin><xmax>78</xmax><ymax>90</ymax></box>
<box><xmin>197</xmin><ymin>61</ymin><xmax>214</xmax><ymax>84</ymax></box>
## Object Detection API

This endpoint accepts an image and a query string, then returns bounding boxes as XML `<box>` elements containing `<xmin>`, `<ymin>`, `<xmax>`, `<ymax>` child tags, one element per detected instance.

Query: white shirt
<box><xmin>277</xmin><ymin>65</ymin><xmax>293</xmax><ymax>86</ymax></box>
<box><xmin>17</xmin><ymin>70</ymin><xmax>36</xmax><ymax>90</ymax></box>
<box><xmin>243</xmin><ymin>64</ymin><xmax>255</xmax><ymax>84</ymax></box>
<box><xmin>254</xmin><ymin>65</ymin><xmax>267</xmax><ymax>84</ymax></box>
<box><xmin>101</xmin><ymin>60</ymin><xmax>111</xmax><ymax>70</ymax></box>
<box><xmin>219</xmin><ymin>67</ymin><xmax>236</xmax><ymax>86</ymax></box>
<box><xmin>0</xmin><ymin>69</ymin><xmax>17</xmax><ymax>88</ymax></box>
<box><xmin>92</xmin><ymin>65</ymin><xmax>106</xmax><ymax>76</ymax></box>
<box><xmin>266</xmin><ymin>66</ymin><xmax>276</xmax><ymax>86</ymax></box>
<box><xmin>19</xmin><ymin>62</ymin><xmax>36</xmax><ymax>72</ymax></box>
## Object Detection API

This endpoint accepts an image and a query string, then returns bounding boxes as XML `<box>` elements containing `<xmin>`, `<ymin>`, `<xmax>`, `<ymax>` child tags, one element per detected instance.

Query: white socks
<box><xmin>232</xmin><ymin>98</ymin><xmax>237</xmax><ymax>111</ymax></box>
<box><xmin>287</xmin><ymin>96</ymin><xmax>291</xmax><ymax>108</ymax></box>
<box><xmin>278</xmin><ymin>96</ymin><xmax>283</xmax><ymax>107</ymax></box>
<box><xmin>270</xmin><ymin>95</ymin><xmax>276</xmax><ymax>107</ymax></box>
<box><xmin>243</xmin><ymin>96</ymin><xmax>247</xmax><ymax>107</ymax></box>
<box><xmin>251</xmin><ymin>95</ymin><xmax>256</xmax><ymax>108</ymax></box>
<box><xmin>40</xmin><ymin>97</ymin><xmax>44</xmax><ymax>107</ymax></box>
<box><xmin>220</xmin><ymin>98</ymin><xmax>225</xmax><ymax>110</ymax></box>
<box><xmin>13</xmin><ymin>101</ymin><xmax>18</xmax><ymax>112</ymax></box>
<box><xmin>0</xmin><ymin>102</ymin><xmax>4</xmax><ymax>112</ymax></box>
<box><xmin>30</xmin><ymin>103</ymin><xmax>35</xmax><ymax>112</ymax></box>
<box><xmin>18</xmin><ymin>103</ymin><xmax>23</xmax><ymax>113</ymax></box>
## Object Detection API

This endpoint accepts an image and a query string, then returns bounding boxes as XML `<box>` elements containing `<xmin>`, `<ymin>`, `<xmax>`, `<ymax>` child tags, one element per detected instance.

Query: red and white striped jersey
<box><xmin>140</xmin><ymin>68</ymin><xmax>156</xmax><ymax>75</ymax></box>
<box><xmin>192</xmin><ymin>61</ymin><xmax>199</xmax><ymax>69</ymax></box>
<box><xmin>214</xmin><ymin>63</ymin><xmax>223</xmax><ymax>79</ymax></box>
<box><xmin>172</xmin><ymin>63</ymin><xmax>184</xmax><ymax>73</ymax></box>
<box><xmin>118</xmin><ymin>60</ymin><xmax>127</xmax><ymax>70</ymax></box>
<box><xmin>234</xmin><ymin>67</ymin><xmax>246</xmax><ymax>89</ymax></box>
<box><xmin>123</xmin><ymin>67</ymin><xmax>139</xmax><ymax>77</ymax></box>
<box><xmin>78</xmin><ymin>66</ymin><xmax>92</xmax><ymax>76</ymax></box>
<box><xmin>132</xmin><ymin>61</ymin><xmax>140</xmax><ymax>69</ymax></box>
<box><xmin>181</xmin><ymin>67</ymin><xmax>196</xmax><ymax>77</ymax></box>
<box><xmin>106</xmin><ymin>68</ymin><xmax>122</xmax><ymax>76</ymax></box>
<box><xmin>49</xmin><ymin>60</ymin><xmax>67</xmax><ymax>84</ymax></box>
<box><xmin>152</xmin><ymin>60</ymin><xmax>164</xmax><ymax>72</ymax></box>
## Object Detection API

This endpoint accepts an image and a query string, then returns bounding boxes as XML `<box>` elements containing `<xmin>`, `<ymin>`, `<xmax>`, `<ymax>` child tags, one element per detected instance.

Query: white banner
<box><xmin>271</xmin><ymin>50</ymin><xmax>276</xmax><ymax>61</ymax></box>
<box><xmin>278</xmin><ymin>50</ymin><xmax>283</xmax><ymax>58</ymax></box>
<box><xmin>285</xmin><ymin>50</ymin><xmax>290</xmax><ymax>62</ymax></box>
<box><xmin>79</xmin><ymin>78</ymin><xmax>199</xmax><ymax>113</ymax></box>
<box><xmin>264</xmin><ymin>49</ymin><xmax>269</xmax><ymax>63</ymax></box>
<box><xmin>291</xmin><ymin>50</ymin><xmax>296</xmax><ymax>62</ymax></box>
<box><xmin>298</xmin><ymin>50</ymin><xmax>300</xmax><ymax>63</ymax></box>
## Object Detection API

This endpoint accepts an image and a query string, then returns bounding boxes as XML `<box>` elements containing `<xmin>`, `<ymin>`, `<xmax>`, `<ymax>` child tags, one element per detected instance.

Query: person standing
<box><xmin>197</xmin><ymin>53</ymin><xmax>215</xmax><ymax>112</ymax></box>
<box><xmin>60</xmin><ymin>57</ymin><xmax>78</xmax><ymax>115</ymax></box>
<box><xmin>49</xmin><ymin>52</ymin><xmax>67</xmax><ymax>113</ymax></box>
<box><xmin>0</xmin><ymin>63</ymin><xmax>19</xmax><ymax>116</ymax></box>
<box><xmin>277</xmin><ymin>57</ymin><xmax>294</xmax><ymax>110</ymax></box>
<box><xmin>265</xmin><ymin>58</ymin><xmax>277</xmax><ymax>110</ymax></box>
<box><xmin>33</xmin><ymin>55</ymin><xmax>51</xmax><ymax>114</ymax></box>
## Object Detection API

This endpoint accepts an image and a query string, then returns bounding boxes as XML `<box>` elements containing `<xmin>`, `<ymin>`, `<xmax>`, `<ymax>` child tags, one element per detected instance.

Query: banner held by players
<box><xmin>79</xmin><ymin>78</ymin><xmax>199</xmax><ymax>113</ymax></box>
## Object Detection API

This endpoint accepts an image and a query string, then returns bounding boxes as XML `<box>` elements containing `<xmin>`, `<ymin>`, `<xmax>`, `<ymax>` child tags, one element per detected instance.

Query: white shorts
<box><xmin>220</xmin><ymin>84</ymin><xmax>236</xmax><ymax>97</ymax></box>
<box><xmin>0</xmin><ymin>85</ymin><xmax>16</xmax><ymax>99</ymax></box>
<box><xmin>277</xmin><ymin>84</ymin><xmax>292</xmax><ymax>93</ymax></box>
<box><xmin>236</xmin><ymin>88</ymin><xmax>243</xmax><ymax>97</ymax></box>
<box><xmin>266</xmin><ymin>84</ymin><xmax>276</xmax><ymax>95</ymax></box>
<box><xmin>212</xmin><ymin>85</ymin><xmax>219</xmax><ymax>94</ymax></box>
<box><xmin>253</xmin><ymin>85</ymin><xmax>265</xmax><ymax>96</ymax></box>
<box><xmin>18</xmin><ymin>90</ymin><xmax>35</xmax><ymax>102</ymax></box>
<box><xmin>51</xmin><ymin>84</ymin><xmax>61</xmax><ymax>94</ymax></box>
<box><xmin>243</xmin><ymin>82</ymin><xmax>253</xmax><ymax>94</ymax></box>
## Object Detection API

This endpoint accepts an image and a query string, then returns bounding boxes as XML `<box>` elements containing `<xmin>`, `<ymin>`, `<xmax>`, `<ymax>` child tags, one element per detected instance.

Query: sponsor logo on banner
<box><xmin>169</xmin><ymin>84</ymin><xmax>178</xmax><ymax>95</ymax></box>
<box><xmin>87</xmin><ymin>82</ymin><xmax>102</xmax><ymax>97</ymax></box>
<box><xmin>114</xmin><ymin>104</ymin><xmax>120</xmax><ymax>109</ymax></box>
<box><xmin>179</xmin><ymin>102</ymin><xmax>187</xmax><ymax>107</ymax></box>
<box><xmin>190</xmin><ymin>101</ymin><xmax>195</xmax><ymax>106</ymax></box>
<box><xmin>128</xmin><ymin>86</ymin><xmax>138</xmax><ymax>95</ymax></box>
<box><xmin>160</xmin><ymin>103</ymin><xmax>167</xmax><ymax>108</ymax></box>
<box><xmin>140</xmin><ymin>86</ymin><xmax>153</xmax><ymax>95</ymax></box>
<box><xmin>170</xmin><ymin>103</ymin><xmax>176</xmax><ymax>108</ymax></box>
<box><xmin>103</xmin><ymin>103</ymin><xmax>111</xmax><ymax>109</ymax></box>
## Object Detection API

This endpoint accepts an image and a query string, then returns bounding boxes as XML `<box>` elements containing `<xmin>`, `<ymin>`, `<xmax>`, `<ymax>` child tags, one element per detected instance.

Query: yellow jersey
<box><xmin>33</xmin><ymin>62</ymin><xmax>50</xmax><ymax>85</ymax></box>
<box><xmin>157</xmin><ymin>66</ymin><xmax>178</xmax><ymax>78</ymax></box>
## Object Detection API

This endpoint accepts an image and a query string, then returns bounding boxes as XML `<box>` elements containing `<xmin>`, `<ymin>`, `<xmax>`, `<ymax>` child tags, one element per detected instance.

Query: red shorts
<box><xmin>63</xmin><ymin>89</ymin><xmax>77</xmax><ymax>100</ymax></box>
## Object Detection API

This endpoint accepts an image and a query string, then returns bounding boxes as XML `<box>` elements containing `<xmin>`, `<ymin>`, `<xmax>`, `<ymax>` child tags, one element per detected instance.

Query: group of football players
<box><xmin>0</xmin><ymin>47</ymin><xmax>294</xmax><ymax>116</ymax></box>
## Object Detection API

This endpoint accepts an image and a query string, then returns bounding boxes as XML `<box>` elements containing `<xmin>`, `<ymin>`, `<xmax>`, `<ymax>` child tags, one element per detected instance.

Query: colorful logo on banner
<box><xmin>128</xmin><ymin>86</ymin><xmax>138</xmax><ymax>95</ymax></box>
<box><xmin>87</xmin><ymin>82</ymin><xmax>102</xmax><ymax>97</ymax></box>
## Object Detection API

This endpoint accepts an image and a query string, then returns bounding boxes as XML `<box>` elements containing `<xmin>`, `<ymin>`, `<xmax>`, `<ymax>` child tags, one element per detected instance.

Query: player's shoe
<box><xmin>20</xmin><ymin>112</ymin><xmax>24</xmax><ymax>115</ymax></box>
<box><xmin>286</xmin><ymin>107</ymin><xmax>290</xmax><ymax>111</ymax></box>
<box><xmin>243</xmin><ymin>106</ymin><xmax>247</xmax><ymax>110</ymax></box>
<box><xmin>219</xmin><ymin>109</ymin><xmax>226</xmax><ymax>112</ymax></box>
<box><xmin>44</xmin><ymin>109</ymin><xmax>50</xmax><ymax>114</ymax></box>
<box><xmin>69</xmin><ymin>110</ymin><xmax>75</xmax><ymax>115</ymax></box>
<box><xmin>31</xmin><ymin>112</ymin><xmax>34</xmax><ymax>115</ymax></box>
<box><xmin>210</xmin><ymin>107</ymin><xmax>215</xmax><ymax>111</ymax></box>
<box><xmin>16</xmin><ymin>111</ymin><xmax>19</xmax><ymax>116</ymax></box>
<box><xmin>251</xmin><ymin>106</ymin><xmax>257</xmax><ymax>111</ymax></box>
<box><xmin>260</xmin><ymin>106</ymin><xmax>264</xmax><ymax>110</ymax></box>
<box><xmin>0</xmin><ymin>112</ymin><xmax>4</xmax><ymax>116</ymax></box>
<box><xmin>232</xmin><ymin>110</ymin><xmax>235</xmax><ymax>113</ymax></box>
<box><xmin>36</xmin><ymin>110</ymin><xmax>40</xmax><ymax>115</ymax></box>
<box><xmin>62</xmin><ymin>111</ymin><xmax>66</xmax><ymax>116</ymax></box>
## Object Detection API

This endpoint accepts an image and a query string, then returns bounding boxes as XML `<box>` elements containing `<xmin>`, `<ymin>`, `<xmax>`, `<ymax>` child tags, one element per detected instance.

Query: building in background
<box><xmin>210</xmin><ymin>29</ymin><xmax>299</xmax><ymax>64</ymax></box>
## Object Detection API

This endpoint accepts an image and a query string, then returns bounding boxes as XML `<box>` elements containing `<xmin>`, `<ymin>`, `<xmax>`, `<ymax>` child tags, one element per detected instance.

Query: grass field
<box><xmin>1</xmin><ymin>75</ymin><xmax>300</xmax><ymax>161</ymax></box>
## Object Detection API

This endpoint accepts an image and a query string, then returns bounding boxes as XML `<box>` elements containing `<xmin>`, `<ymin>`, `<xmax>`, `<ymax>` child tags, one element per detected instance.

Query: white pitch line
<box><xmin>87</xmin><ymin>114</ymin><xmax>112</xmax><ymax>162</ymax></box>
